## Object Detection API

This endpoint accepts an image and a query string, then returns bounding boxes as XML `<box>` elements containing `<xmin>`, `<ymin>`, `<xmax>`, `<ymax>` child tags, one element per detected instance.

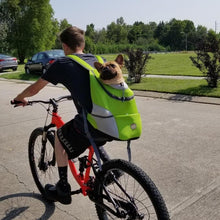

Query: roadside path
<box><xmin>0</xmin><ymin>70</ymin><xmax>21</xmax><ymax>75</ymax></box>
<box><xmin>122</xmin><ymin>74</ymin><xmax>205</xmax><ymax>80</ymax></box>
<box><xmin>145</xmin><ymin>74</ymin><xmax>205</xmax><ymax>80</ymax></box>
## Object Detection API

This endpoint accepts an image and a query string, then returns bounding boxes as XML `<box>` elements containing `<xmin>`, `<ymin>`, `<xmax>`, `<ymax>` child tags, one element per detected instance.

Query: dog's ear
<box><xmin>115</xmin><ymin>54</ymin><xmax>124</xmax><ymax>67</ymax></box>
<box><xmin>94</xmin><ymin>62</ymin><xmax>103</xmax><ymax>72</ymax></box>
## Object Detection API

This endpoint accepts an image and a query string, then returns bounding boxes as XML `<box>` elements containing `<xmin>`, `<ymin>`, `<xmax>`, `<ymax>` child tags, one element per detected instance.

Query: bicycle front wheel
<box><xmin>94</xmin><ymin>159</ymin><xmax>170</xmax><ymax>219</ymax></box>
<box><xmin>28</xmin><ymin>127</ymin><xmax>59</xmax><ymax>197</ymax></box>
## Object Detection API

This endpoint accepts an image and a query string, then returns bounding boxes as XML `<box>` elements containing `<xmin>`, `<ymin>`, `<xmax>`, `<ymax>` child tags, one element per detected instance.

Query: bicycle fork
<box><xmin>38</xmin><ymin>125</ymin><xmax>56</xmax><ymax>171</ymax></box>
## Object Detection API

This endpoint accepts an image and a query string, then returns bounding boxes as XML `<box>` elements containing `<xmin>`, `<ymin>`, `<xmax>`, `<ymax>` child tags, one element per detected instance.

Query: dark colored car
<box><xmin>25</xmin><ymin>49</ymin><xmax>64</xmax><ymax>74</ymax></box>
<box><xmin>0</xmin><ymin>54</ymin><xmax>18</xmax><ymax>72</ymax></box>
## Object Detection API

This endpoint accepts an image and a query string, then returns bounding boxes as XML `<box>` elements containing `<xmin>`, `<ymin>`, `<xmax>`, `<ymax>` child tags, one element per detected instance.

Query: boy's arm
<box><xmin>13</xmin><ymin>78</ymin><xmax>48</xmax><ymax>105</ymax></box>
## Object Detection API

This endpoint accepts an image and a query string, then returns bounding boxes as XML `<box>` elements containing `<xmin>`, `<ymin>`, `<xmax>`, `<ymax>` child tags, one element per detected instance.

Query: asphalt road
<box><xmin>0</xmin><ymin>79</ymin><xmax>220</xmax><ymax>219</ymax></box>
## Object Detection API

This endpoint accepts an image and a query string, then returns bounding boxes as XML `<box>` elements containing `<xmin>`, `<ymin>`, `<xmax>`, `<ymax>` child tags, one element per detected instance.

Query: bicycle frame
<box><xmin>50</xmin><ymin>109</ymin><xmax>95</xmax><ymax>196</ymax></box>
<box><xmin>41</xmin><ymin>101</ymin><xmax>135</xmax><ymax>216</ymax></box>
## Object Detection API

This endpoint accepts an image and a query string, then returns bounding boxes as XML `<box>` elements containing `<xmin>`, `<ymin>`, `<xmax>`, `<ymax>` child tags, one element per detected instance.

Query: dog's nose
<box><xmin>103</xmin><ymin>66</ymin><xmax>110</xmax><ymax>71</ymax></box>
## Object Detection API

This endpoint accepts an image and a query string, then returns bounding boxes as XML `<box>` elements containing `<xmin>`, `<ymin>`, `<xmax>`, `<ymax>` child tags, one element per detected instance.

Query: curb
<box><xmin>134</xmin><ymin>90</ymin><xmax>220</xmax><ymax>105</ymax></box>
<box><xmin>1</xmin><ymin>78</ymin><xmax>220</xmax><ymax>106</ymax></box>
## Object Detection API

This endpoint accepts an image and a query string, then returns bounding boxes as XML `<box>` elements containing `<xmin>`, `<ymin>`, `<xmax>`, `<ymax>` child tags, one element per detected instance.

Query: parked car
<box><xmin>0</xmin><ymin>54</ymin><xmax>18</xmax><ymax>72</ymax></box>
<box><xmin>25</xmin><ymin>49</ymin><xmax>64</xmax><ymax>74</ymax></box>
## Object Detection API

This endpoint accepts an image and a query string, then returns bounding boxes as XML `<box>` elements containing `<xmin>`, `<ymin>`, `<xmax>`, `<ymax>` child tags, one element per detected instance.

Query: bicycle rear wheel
<box><xmin>28</xmin><ymin>127</ymin><xmax>59</xmax><ymax>197</ymax></box>
<box><xmin>94</xmin><ymin>159</ymin><xmax>170</xmax><ymax>219</ymax></box>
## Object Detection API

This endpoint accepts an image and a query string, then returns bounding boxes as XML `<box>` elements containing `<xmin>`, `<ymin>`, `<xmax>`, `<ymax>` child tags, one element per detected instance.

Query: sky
<box><xmin>50</xmin><ymin>0</ymin><xmax>220</xmax><ymax>32</ymax></box>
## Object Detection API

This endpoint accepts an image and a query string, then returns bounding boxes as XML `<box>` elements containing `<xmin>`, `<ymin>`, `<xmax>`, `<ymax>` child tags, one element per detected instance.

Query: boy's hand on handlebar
<box><xmin>11</xmin><ymin>99</ymin><xmax>28</xmax><ymax>107</ymax></box>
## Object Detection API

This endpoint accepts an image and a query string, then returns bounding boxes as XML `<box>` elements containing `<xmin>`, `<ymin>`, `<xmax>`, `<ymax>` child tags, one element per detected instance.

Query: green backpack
<box><xmin>68</xmin><ymin>54</ymin><xmax>142</xmax><ymax>141</ymax></box>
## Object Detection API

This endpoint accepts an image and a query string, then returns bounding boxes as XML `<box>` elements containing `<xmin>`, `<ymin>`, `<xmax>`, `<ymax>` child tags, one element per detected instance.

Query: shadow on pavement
<box><xmin>0</xmin><ymin>192</ymin><xmax>55</xmax><ymax>220</ymax></box>
<box><xmin>168</xmin><ymin>93</ymin><xmax>193</xmax><ymax>102</ymax></box>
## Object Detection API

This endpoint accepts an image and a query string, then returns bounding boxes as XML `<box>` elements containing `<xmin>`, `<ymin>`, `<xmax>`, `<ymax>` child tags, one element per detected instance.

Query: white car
<box><xmin>0</xmin><ymin>54</ymin><xmax>18</xmax><ymax>72</ymax></box>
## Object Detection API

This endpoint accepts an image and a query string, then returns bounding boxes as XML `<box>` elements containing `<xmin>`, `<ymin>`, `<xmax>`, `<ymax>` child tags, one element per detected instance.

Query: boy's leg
<box><xmin>44</xmin><ymin>132</ymin><xmax>71</xmax><ymax>205</ymax></box>
<box><xmin>55</xmin><ymin>133</ymin><xmax>69</xmax><ymax>187</ymax></box>
<box><xmin>55</xmin><ymin>132</ymin><xmax>68</xmax><ymax>166</ymax></box>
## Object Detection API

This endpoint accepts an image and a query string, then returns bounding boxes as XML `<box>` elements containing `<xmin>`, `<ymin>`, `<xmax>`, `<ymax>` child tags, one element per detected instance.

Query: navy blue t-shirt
<box><xmin>41</xmin><ymin>53</ymin><xmax>100</xmax><ymax>114</ymax></box>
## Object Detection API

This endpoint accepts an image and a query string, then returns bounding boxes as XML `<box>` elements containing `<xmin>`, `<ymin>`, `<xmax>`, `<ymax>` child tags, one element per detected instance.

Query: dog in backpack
<box><xmin>94</xmin><ymin>54</ymin><xmax>124</xmax><ymax>85</ymax></box>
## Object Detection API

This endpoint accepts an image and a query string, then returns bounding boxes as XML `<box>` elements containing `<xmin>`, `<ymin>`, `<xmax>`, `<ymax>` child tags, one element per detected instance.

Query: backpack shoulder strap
<box><xmin>95</xmin><ymin>55</ymin><xmax>104</xmax><ymax>64</ymax></box>
<box><xmin>68</xmin><ymin>54</ymin><xmax>94</xmax><ymax>71</ymax></box>
<box><xmin>68</xmin><ymin>54</ymin><xmax>133</xmax><ymax>101</ymax></box>
<box><xmin>67</xmin><ymin>54</ymin><xmax>104</xmax><ymax>70</ymax></box>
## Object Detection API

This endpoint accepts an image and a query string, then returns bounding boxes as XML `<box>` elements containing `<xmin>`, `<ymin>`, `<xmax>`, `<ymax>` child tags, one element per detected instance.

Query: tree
<box><xmin>0</xmin><ymin>19</ymin><xmax>8</xmax><ymax>53</ymax></box>
<box><xmin>53</xmin><ymin>18</ymin><xmax>71</xmax><ymax>49</ymax></box>
<box><xmin>154</xmin><ymin>21</ymin><xmax>165</xmax><ymax>40</ymax></box>
<box><xmin>106</xmin><ymin>17</ymin><xmax>128</xmax><ymax>44</ymax></box>
<box><xmin>182</xmin><ymin>20</ymin><xmax>195</xmax><ymax>34</ymax></box>
<box><xmin>142</xmin><ymin>22</ymin><xmax>156</xmax><ymax>41</ymax></box>
<box><xmin>84</xmin><ymin>36</ymin><xmax>96</xmax><ymax>53</ymax></box>
<box><xmin>154</xmin><ymin>21</ymin><xmax>170</xmax><ymax>50</ymax></box>
<box><xmin>116</xmin><ymin>17</ymin><xmax>125</xmax><ymax>26</ymax></box>
<box><xmin>59</xmin><ymin>18</ymin><xmax>71</xmax><ymax>31</ymax></box>
<box><xmin>154</xmin><ymin>19</ymin><xmax>197</xmax><ymax>51</ymax></box>
<box><xmin>193</xmin><ymin>25</ymin><xmax>208</xmax><ymax>50</ymax></box>
<box><xmin>127</xmin><ymin>22</ymin><xmax>144</xmax><ymax>44</ymax></box>
<box><xmin>85</xmin><ymin>23</ymin><xmax>95</xmax><ymax>40</ymax></box>
<box><xmin>124</xmin><ymin>48</ymin><xmax>151</xmax><ymax>83</ymax></box>
<box><xmin>94</xmin><ymin>28</ymin><xmax>107</xmax><ymax>44</ymax></box>
<box><xmin>166</xmin><ymin>19</ymin><xmax>185</xmax><ymax>50</ymax></box>
<box><xmin>181</xmin><ymin>20</ymin><xmax>196</xmax><ymax>50</ymax></box>
<box><xmin>0</xmin><ymin>0</ymin><xmax>55</xmax><ymax>63</ymax></box>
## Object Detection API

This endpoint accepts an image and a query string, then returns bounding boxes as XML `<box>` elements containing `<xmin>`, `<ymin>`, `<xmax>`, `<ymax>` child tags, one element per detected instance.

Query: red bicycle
<box><xmin>12</xmin><ymin>95</ymin><xmax>170</xmax><ymax>219</ymax></box>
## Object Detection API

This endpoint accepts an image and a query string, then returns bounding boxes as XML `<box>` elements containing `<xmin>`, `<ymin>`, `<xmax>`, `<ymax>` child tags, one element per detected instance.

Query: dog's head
<box><xmin>94</xmin><ymin>54</ymin><xmax>124</xmax><ymax>85</ymax></box>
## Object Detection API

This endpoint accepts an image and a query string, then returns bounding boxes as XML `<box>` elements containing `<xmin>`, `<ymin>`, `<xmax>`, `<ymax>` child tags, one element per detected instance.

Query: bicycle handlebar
<box><xmin>11</xmin><ymin>95</ymin><xmax>72</xmax><ymax>107</ymax></box>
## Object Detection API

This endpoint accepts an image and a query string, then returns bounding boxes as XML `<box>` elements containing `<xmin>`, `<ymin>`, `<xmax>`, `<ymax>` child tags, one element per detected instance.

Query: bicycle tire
<box><xmin>28</xmin><ymin>127</ymin><xmax>59</xmax><ymax>198</ymax></box>
<box><xmin>94</xmin><ymin>159</ymin><xmax>170</xmax><ymax>219</ymax></box>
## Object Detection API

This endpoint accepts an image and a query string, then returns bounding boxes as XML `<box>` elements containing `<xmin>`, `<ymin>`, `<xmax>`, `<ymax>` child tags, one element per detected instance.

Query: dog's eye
<box><xmin>110</xmin><ymin>64</ymin><xmax>116</xmax><ymax>68</ymax></box>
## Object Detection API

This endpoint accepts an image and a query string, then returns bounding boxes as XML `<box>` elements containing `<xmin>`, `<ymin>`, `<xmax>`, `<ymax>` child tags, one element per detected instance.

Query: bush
<box><xmin>190</xmin><ymin>51</ymin><xmax>220</xmax><ymax>88</ymax></box>
<box><xmin>124</xmin><ymin>48</ymin><xmax>151</xmax><ymax>83</ymax></box>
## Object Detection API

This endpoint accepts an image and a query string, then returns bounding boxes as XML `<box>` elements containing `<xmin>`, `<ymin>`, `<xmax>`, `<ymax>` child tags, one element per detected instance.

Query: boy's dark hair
<box><xmin>60</xmin><ymin>26</ymin><xmax>85</xmax><ymax>50</ymax></box>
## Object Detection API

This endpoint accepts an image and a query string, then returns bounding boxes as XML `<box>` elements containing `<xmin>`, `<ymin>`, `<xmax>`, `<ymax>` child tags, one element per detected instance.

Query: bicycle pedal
<box><xmin>71</xmin><ymin>189</ymin><xmax>82</xmax><ymax>195</ymax></box>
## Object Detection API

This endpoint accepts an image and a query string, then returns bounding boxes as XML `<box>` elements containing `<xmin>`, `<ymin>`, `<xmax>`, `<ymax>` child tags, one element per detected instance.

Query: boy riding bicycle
<box><xmin>13</xmin><ymin>26</ymin><xmax>115</xmax><ymax>204</ymax></box>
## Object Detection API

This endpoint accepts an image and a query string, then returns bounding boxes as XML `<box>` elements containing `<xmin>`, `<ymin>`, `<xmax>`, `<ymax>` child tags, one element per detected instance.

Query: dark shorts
<box><xmin>57</xmin><ymin>116</ymin><xmax>113</xmax><ymax>159</ymax></box>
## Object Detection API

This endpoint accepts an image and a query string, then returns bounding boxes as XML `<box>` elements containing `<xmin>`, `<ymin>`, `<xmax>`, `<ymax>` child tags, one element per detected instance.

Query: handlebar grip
<box><xmin>11</xmin><ymin>100</ymin><xmax>23</xmax><ymax>105</ymax></box>
<box><xmin>10</xmin><ymin>100</ymin><xmax>29</xmax><ymax>107</ymax></box>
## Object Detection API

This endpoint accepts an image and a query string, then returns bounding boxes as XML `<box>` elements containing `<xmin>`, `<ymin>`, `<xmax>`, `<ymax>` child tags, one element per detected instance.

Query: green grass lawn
<box><xmin>102</xmin><ymin>52</ymin><xmax>202</xmax><ymax>76</ymax></box>
<box><xmin>1</xmin><ymin>53</ymin><xmax>220</xmax><ymax>98</ymax></box>
<box><xmin>146</xmin><ymin>52</ymin><xmax>202</xmax><ymax>76</ymax></box>
<box><xmin>129</xmin><ymin>77</ymin><xmax>220</xmax><ymax>98</ymax></box>
<box><xmin>0</xmin><ymin>71</ymin><xmax>40</xmax><ymax>81</ymax></box>
<box><xmin>0</xmin><ymin>64</ymin><xmax>40</xmax><ymax>81</ymax></box>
